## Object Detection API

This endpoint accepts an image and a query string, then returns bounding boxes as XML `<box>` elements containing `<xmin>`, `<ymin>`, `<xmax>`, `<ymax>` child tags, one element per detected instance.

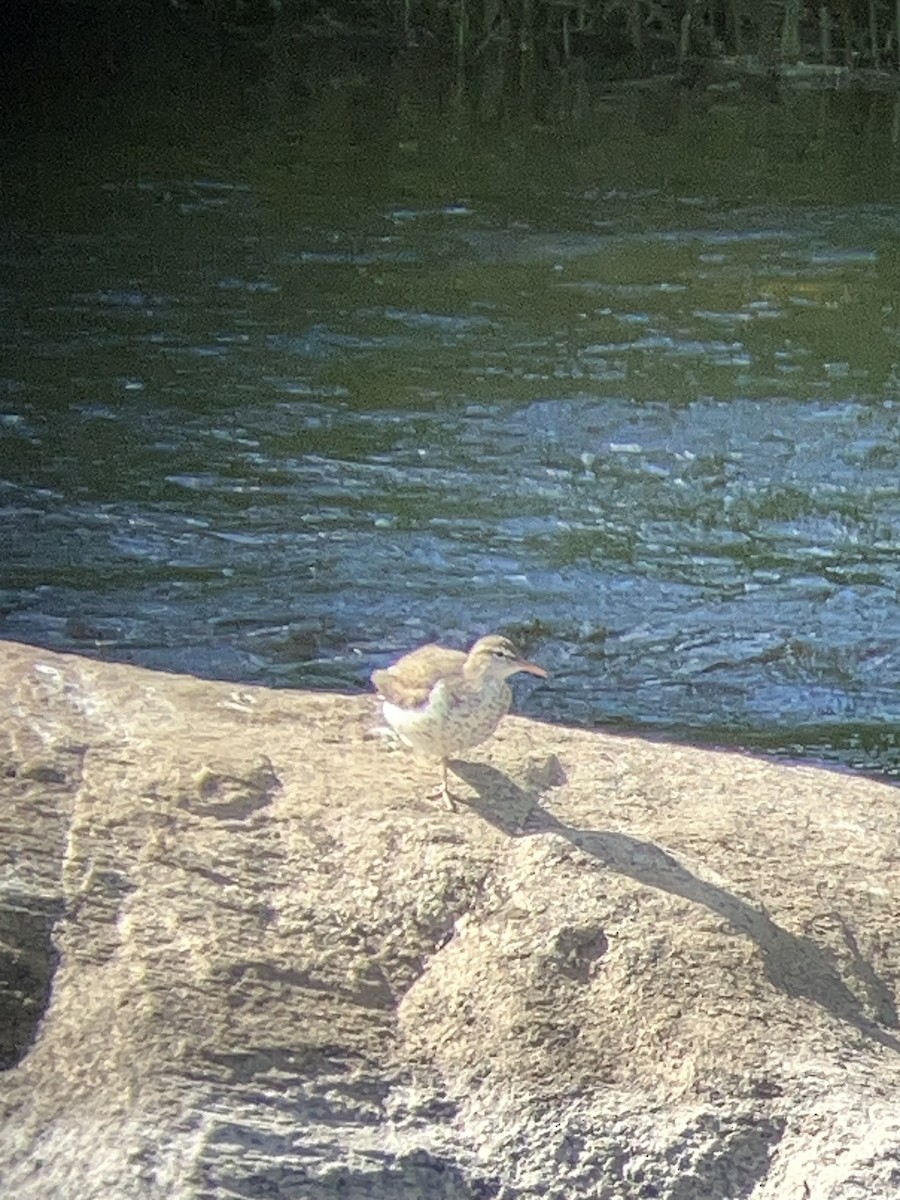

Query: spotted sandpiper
<box><xmin>370</xmin><ymin>634</ymin><xmax>548</xmax><ymax>810</ymax></box>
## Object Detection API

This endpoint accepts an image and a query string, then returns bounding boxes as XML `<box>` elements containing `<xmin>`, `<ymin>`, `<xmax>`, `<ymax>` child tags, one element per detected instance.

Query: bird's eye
<box><xmin>494</xmin><ymin>648</ymin><xmax>509</xmax><ymax>658</ymax></box>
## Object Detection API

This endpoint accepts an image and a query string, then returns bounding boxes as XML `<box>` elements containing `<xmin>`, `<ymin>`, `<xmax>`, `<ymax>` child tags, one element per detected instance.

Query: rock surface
<box><xmin>0</xmin><ymin>639</ymin><xmax>899</xmax><ymax>1199</ymax></box>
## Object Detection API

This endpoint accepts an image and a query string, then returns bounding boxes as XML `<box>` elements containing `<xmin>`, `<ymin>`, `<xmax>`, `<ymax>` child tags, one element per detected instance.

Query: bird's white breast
<box><xmin>381</xmin><ymin>676</ymin><xmax>512</xmax><ymax>759</ymax></box>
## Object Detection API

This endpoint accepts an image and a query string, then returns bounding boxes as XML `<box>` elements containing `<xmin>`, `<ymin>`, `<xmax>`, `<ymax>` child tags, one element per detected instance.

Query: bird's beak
<box><xmin>518</xmin><ymin>660</ymin><xmax>548</xmax><ymax>678</ymax></box>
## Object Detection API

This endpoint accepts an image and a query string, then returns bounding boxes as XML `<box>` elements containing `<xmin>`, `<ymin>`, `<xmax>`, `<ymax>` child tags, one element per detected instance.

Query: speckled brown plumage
<box><xmin>371</xmin><ymin>634</ymin><xmax>547</xmax><ymax>810</ymax></box>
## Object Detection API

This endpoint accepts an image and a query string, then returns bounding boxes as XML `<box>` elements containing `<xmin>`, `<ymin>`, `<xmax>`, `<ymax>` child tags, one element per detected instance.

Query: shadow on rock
<box><xmin>451</xmin><ymin>760</ymin><xmax>900</xmax><ymax>1056</ymax></box>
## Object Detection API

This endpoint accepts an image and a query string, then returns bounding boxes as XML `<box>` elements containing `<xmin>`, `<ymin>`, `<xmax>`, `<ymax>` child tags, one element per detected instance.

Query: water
<box><xmin>4</xmin><ymin>18</ymin><xmax>900</xmax><ymax>778</ymax></box>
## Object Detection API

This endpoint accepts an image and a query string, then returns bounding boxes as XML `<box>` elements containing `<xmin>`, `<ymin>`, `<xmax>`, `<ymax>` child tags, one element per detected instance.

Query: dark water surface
<box><xmin>4</xmin><ymin>24</ymin><xmax>900</xmax><ymax>777</ymax></box>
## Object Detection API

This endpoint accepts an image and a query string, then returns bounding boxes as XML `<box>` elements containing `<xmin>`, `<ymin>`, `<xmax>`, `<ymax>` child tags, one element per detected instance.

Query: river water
<box><xmin>4</xmin><ymin>21</ymin><xmax>900</xmax><ymax>777</ymax></box>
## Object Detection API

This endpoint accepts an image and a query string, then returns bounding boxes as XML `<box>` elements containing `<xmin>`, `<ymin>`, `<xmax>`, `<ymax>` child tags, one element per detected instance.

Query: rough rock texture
<box><xmin>1</xmin><ymin>640</ymin><xmax>899</xmax><ymax>1200</ymax></box>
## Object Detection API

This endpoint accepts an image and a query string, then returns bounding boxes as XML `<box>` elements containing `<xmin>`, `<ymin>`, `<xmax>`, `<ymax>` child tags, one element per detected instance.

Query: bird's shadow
<box><xmin>450</xmin><ymin>759</ymin><xmax>900</xmax><ymax>1054</ymax></box>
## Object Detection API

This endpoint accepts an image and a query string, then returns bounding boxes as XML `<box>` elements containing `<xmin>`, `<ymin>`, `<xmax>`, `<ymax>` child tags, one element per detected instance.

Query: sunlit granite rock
<box><xmin>0</xmin><ymin>640</ymin><xmax>899</xmax><ymax>1199</ymax></box>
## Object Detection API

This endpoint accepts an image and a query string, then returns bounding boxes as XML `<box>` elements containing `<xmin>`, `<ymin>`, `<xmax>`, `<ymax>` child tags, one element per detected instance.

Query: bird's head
<box><xmin>466</xmin><ymin>635</ymin><xmax>548</xmax><ymax>682</ymax></box>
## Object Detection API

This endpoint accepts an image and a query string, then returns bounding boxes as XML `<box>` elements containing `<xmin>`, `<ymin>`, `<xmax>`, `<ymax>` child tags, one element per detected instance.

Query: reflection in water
<box><xmin>3</xmin><ymin>31</ymin><xmax>900</xmax><ymax>778</ymax></box>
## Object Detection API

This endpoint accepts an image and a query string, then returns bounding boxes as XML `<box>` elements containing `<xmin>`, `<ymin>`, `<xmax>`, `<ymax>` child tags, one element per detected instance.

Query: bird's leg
<box><xmin>439</xmin><ymin>758</ymin><xmax>457</xmax><ymax>811</ymax></box>
<box><xmin>424</xmin><ymin>759</ymin><xmax>458</xmax><ymax>810</ymax></box>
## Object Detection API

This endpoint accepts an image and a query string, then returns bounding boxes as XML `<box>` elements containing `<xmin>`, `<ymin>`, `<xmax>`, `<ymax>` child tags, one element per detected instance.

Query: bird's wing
<box><xmin>370</xmin><ymin>644</ymin><xmax>467</xmax><ymax>709</ymax></box>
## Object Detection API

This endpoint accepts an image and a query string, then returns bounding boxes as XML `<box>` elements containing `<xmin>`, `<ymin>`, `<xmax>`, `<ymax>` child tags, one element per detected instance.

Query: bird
<box><xmin>370</xmin><ymin>634</ymin><xmax>548</xmax><ymax>810</ymax></box>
